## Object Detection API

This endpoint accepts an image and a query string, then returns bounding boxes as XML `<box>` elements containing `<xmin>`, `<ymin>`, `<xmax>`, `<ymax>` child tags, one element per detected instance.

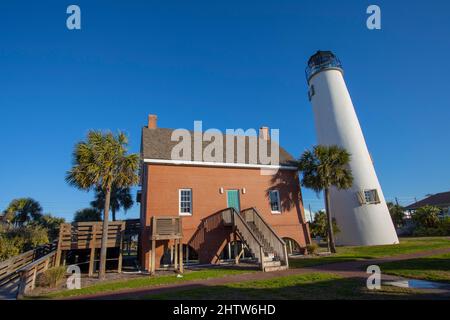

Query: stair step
<box><xmin>264</xmin><ymin>265</ymin><xmax>288</xmax><ymax>272</ymax></box>
<box><xmin>263</xmin><ymin>260</ymin><xmax>281</xmax><ymax>267</ymax></box>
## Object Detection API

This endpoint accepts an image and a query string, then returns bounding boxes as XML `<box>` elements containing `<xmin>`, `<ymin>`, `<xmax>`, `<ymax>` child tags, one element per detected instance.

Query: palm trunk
<box><xmin>99</xmin><ymin>186</ymin><xmax>111</xmax><ymax>279</ymax></box>
<box><xmin>324</xmin><ymin>188</ymin><xmax>337</xmax><ymax>253</ymax></box>
<box><xmin>112</xmin><ymin>209</ymin><xmax>116</xmax><ymax>222</ymax></box>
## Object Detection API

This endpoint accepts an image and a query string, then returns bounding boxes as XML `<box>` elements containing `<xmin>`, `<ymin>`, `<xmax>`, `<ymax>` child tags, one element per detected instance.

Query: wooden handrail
<box><xmin>229</xmin><ymin>208</ymin><xmax>264</xmax><ymax>247</ymax></box>
<box><xmin>242</xmin><ymin>207</ymin><xmax>286</xmax><ymax>245</ymax></box>
<box><xmin>221</xmin><ymin>208</ymin><xmax>265</xmax><ymax>270</ymax></box>
<box><xmin>17</xmin><ymin>251</ymin><xmax>57</xmax><ymax>298</ymax></box>
<box><xmin>0</xmin><ymin>241</ymin><xmax>57</xmax><ymax>286</ymax></box>
<box><xmin>241</xmin><ymin>207</ymin><xmax>289</xmax><ymax>268</ymax></box>
<box><xmin>17</xmin><ymin>251</ymin><xmax>56</xmax><ymax>273</ymax></box>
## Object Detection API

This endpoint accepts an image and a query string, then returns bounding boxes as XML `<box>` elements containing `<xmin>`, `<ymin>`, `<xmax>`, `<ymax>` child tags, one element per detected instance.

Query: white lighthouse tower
<box><xmin>306</xmin><ymin>51</ymin><xmax>399</xmax><ymax>246</ymax></box>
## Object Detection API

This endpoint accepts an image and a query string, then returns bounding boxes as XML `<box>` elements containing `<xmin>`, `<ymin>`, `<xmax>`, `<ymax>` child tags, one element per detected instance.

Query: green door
<box><xmin>226</xmin><ymin>190</ymin><xmax>240</xmax><ymax>212</ymax></box>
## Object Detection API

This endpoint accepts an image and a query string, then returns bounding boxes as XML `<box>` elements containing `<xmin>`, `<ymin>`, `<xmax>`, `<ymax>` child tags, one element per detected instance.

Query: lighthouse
<box><xmin>306</xmin><ymin>51</ymin><xmax>399</xmax><ymax>246</ymax></box>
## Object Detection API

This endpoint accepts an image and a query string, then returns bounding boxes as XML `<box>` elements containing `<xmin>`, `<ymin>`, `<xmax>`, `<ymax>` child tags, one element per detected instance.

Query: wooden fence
<box><xmin>16</xmin><ymin>251</ymin><xmax>57</xmax><ymax>298</ymax></box>
<box><xmin>0</xmin><ymin>242</ymin><xmax>57</xmax><ymax>287</ymax></box>
<box><xmin>148</xmin><ymin>216</ymin><xmax>183</xmax><ymax>275</ymax></box>
<box><xmin>56</xmin><ymin>221</ymin><xmax>125</xmax><ymax>276</ymax></box>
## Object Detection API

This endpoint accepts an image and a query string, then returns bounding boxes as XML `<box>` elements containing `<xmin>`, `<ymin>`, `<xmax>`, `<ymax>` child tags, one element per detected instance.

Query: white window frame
<box><xmin>179</xmin><ymin>188</ymin><xmax>193</xmax><ymax>216</ymax></box>
<box><xmin>269</xmin><ymin>190</ymin><xmax>281</xmax><ymax>214</ymax></box>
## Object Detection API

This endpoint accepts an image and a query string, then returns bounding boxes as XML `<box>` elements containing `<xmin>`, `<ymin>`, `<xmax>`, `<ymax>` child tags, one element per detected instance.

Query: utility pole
<box><xmin>395</xmin><ymin>197</ymin><xmax>399</xmax><ymax>206</ymax></box>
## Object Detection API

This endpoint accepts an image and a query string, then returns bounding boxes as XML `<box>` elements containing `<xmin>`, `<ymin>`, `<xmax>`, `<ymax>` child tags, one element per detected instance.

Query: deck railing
<box><xmin>0</xmin><ymin>241</ymin><xmax>57</xmax><ymax>287</ymax></box>
<box><xmin>58</xmin><ymin>221</ymin><xmax>125</xmax><ymax>251</ymax></box>
<box><xmin>151</xmin><ymin>216</ymin><xmax>182</xmax><ymax>240</ymax></box>
<box><xmin>56</xmin><ymin>221</ymin><xmax>125</xmax><ymax>276</ymax></box>
<box><xmin>16</xmin><ymin>251</ymin><xmax>57</xmax><ymax>298</ymax></box>
<box><xmin>241</xmin><ymin>207</ymin><xmax>289</xmax><ymax>268</ymax></box>
<box><xmin>220</xmin><ymin>207</ymin><xmax>266</xmax><ymax>270</ymax></box>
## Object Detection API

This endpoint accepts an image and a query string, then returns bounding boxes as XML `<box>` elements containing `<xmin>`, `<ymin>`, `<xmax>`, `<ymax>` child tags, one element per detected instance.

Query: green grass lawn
<box><xmin>290</xmin><ymin>237</ymin><xmax>450</xmax><ymax>268</ymax></box>
<box><xmin>144</xmin><ymin>272</ymin><xmax>438</xmax><ymax>300</ymax></box>
<box><xmin>380</xmin><ymin>252</ymin><xmax>450</xmax><ymax>284</ymax></box>
<box><xmin>30</xmin><ymin>237</ymin><xmax>450</xmax><ymax>300</ymax></box>
<box><xmin>32</xmin><ymin>268</ymin><xmax>254</xmax><ymax>299</ymax></box>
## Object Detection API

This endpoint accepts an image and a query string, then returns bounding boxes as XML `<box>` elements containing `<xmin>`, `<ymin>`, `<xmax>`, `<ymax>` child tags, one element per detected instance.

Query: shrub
<box><xmin>306</xmin><ymin>243</ymin><xmax>318</xmax><ymax>255</ymax></box>
<box><xmin>0</xmin><ymin>236</ymin><xmax>22</xmax><ymax>261</ymax></box>
<box><xmin>438</xmin><ymin>217</ymin><xmax>450</xmax><ymax>235</ymax></box>
<box><xmin>36</xmin><ymin>266</ymin><xmax>67</xmax><ymax>288</ymax></box>
<box><xmin>412</xmin><ymin>205</ymin><xmax>441</xmax><ymax>228</ymax></box>
<box><xmin>30</xmin><ymin>214</ymin><xmax>65</xmax><ymax>241</ymax></box>
<box><xmin>6</xmin><ymin>225</ymin><xmax>49</xmax><ymax>252</ymax></box>
<box><xmin>411</xmin><ymin>217</ymin><xmax>450</xmax><ymax>237</ymax></box>
<box><xmin>413</xmin><ymin>227</ymin><xmax>441</xmax><ymax>237</ymax></box>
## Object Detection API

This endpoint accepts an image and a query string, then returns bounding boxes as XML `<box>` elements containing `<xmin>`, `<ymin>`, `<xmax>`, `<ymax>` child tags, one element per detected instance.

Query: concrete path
<box><xmin>64</xmin><ymin>247</ymin><xmax>450</xmax><ymax>300</ymax></box>
<box><xmin>0</xmin><ymin>277</ymin><xmax>19</xmax><ymax>300</ymax></box>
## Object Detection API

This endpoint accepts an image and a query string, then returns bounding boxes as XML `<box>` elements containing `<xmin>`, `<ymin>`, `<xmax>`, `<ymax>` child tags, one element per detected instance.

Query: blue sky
<box><xmin>1</xmin><ymin>1</ymin><xmax>449</xmax><ymax>221</ymax></box>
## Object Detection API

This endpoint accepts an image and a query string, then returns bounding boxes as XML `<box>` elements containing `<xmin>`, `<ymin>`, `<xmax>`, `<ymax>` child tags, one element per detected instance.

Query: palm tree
<box><xmin>90</xmin><ymin>186</ymin><xmax>133</xmax><ymax>221</ymax></box>
<box><xmin>386</xmin><ymin>202</ymin><xmax>405</xmax><ymax>228</ymax></box>
<box><xmin>73</xmin><ymin>208</ymin><xmax>102</xmax><ymax>222</ymax></box>
<box><xmin>66</xmin><ymin>131</ymin><xmax>139</xmax><ymax>279</ymax></box>
<box><xmin>3</xmin><ymin>198</ymin><xmax>43</xmax><ymax>226</ymax></box>
<box><xmin>298</xmin><ymin>145</ymin><xmax>353</xmax><ymax>253</ymax></box>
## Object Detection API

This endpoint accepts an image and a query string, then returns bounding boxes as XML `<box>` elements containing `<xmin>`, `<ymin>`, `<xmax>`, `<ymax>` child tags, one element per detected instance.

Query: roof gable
<box><xmin>405</xmin><ymin>191</ymin><xmax>450</xmax><ymax>210</ymax></box>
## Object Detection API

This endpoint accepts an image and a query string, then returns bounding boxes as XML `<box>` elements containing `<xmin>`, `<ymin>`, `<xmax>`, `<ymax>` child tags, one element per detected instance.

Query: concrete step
<box><xmin>264</xmin><ymin>265</ymin><xmax>288</xmax><ymax>272</ymax></box>
<box><xmin>263</xmin><ymin>260</ymin><xmax>281</xmax><ymax>267</ymax></box>
<box><xmin>263</xmin><ymin>253</ymin><xmax>275</xmax><ymax>261</ymax></box>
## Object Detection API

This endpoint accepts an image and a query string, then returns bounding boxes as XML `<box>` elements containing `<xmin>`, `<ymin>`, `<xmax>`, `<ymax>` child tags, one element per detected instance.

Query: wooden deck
<box><xmin>149</xmin><ymin>216</ymin><xmax>183</xmax><ymax>275</ymax></box>
<box><xmin>55</xmin><ymin>221</ymin><xmax>126</xmax><ymax>276</ymax></box>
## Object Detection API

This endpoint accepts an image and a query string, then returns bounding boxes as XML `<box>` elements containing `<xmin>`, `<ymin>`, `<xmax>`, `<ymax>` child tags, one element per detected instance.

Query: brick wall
<box><xmin>140</xmin><ymin>164</ymin><xmax>311</xmax><ymax>270</ymax></box>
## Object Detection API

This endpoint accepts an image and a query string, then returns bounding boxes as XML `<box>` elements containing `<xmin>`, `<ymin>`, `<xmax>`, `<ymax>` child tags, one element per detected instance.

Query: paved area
<box><xmin>65</xmin><ymin>247</ymin><xmax>450</xmax><ymax>300</ymax></box>
<box><xmin>0</xmin><ymin>277</ymin><xmax>19</xmax><ymax>300</ymax></box>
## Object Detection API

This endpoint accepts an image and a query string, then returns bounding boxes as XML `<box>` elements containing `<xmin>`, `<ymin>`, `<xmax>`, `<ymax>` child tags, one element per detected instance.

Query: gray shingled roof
<box><xmin>141</xmin><ymin>127</ymin><xmax>296</xmax><ymax>166</ymax></box>
<box><xmin>405</xmin><ymin>191</ymin><xmax>450</xmax><ymax>210</ymax></box>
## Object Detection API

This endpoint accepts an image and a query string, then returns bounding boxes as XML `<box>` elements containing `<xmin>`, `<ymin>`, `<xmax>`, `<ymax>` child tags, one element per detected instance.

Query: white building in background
<box><xmin>305</xmin><ymin>51</ymin><xmax>399</xmax><ymax>246</ymax></box>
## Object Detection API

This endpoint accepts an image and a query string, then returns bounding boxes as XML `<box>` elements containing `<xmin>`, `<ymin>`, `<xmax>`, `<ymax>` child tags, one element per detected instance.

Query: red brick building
<box><xmin>139</xmin><ymin>115</ymin><xmax>311</xmax><ymax>271</ymax></box>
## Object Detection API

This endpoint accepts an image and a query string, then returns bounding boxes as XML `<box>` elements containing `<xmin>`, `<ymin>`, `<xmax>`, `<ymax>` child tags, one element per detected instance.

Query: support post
<box><xmin>88</xmin><ymin>248</ymin><xmax>96</xmax><ymax>277</ymax></box>
<box><xmin>151</xmin><ymin>239</ymin><xmax>156</xmax><ymax>275</ymax></box>
<box><xmin>88</xmin><ymin>225</ymin><xmax>97</xmax><ymax>277</ymax></box>
<box><xmin>284</xmin><ymin>244</ymin><xmax>289</xmax><ymax>269</ymax></box>
<box><xmin>178</xmin><ymin>240</ymin><xmax>183</xmax><ymax>274</ymax></box>
<box><xmin>61</xmin><ymin>251</ymin><xmax>67</xmax><ymax>266</ymax></box>
<box><xmin>233</xmin><ymin>233</ymin><xmax>239</xmax><ymax>264</ymax></box>
<box><xmin>174</xmin><ymin>239</ymin><xmax>178</xmax><ymax>269</ymax></box>
<box><xmin>260</xmin><ymin>247</ymin><xmax>265</xmax><ymax>271</ymax></box>
<box><xmin>186</xmin><ymin>245</ymin><xmax>189</xmax><ymax>265</ymax></box>
<box><xmin>117</xmin><ymin>228</ymin><xmax>124</xmax><ymax>273</ymax></box>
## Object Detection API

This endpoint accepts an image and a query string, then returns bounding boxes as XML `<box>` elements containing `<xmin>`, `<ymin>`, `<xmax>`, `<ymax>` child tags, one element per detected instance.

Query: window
<box><xmin>269</xmin><ymin>190</ymin><xmax>281</xmax><ymax>213</ymax></box>
<box><xmin>179</xmin><ymin>189</ymin><xmax>192</xmax><ymax>215</ymax></box>
<box><xmin>357</xmin><ymin>189</ymin><xmax>380</xmax><ymax>205</ymax></box>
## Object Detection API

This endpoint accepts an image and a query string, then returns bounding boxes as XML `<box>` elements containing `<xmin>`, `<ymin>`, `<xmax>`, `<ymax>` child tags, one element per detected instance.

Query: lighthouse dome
<box><xmin>306</xmin><ymin>50</ymin><xmax>343</xmax><ymax>83</ymax></box>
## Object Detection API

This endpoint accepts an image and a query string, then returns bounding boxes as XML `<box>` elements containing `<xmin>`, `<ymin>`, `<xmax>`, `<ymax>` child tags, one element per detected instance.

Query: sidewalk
<box><xmin>66</xmin><ymin>247</ymin><xmax>450</xmax><ymax>300</ymax></box>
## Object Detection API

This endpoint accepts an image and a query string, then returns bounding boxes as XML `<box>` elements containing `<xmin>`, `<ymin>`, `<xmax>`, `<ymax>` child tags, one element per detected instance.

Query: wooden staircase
<box><xmin>246</xmin><ymin>221</ymin><xmax>287</xmax><ymax>272</ymax></box>
<box><xmin>220</xmin><ymin>207</ymin><xmax>289</xmax><ymax>272</ymax></box>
